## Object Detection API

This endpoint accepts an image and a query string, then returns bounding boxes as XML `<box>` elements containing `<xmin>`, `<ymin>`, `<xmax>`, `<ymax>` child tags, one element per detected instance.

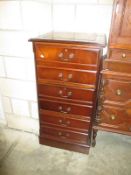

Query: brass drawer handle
<box><xmin>58</xmin><ymin>73</ymin><xmax>73</xmax><ymax>81</ymax></box>
<box><xmin>110</xmin><ymin>114</ymin><xmax>116</xmax><ymax>120</ymax></box>
<box><xmin>122</xmin><ymin>53</ymin><xmax>126</xmax><ymax>58</ymax></box>
<box><xmin>58</xmin><ymin>106</ymin><xmax>71</xmax><ymax>114</ymax></box>
<box><xmin>68</xmin><ymin>53</ymin><xmax>75</xmax><ymax>59</ymax></box>
<box><xmin>58</xmin><ymin>132</ymin><xmax>70</xmax><ymax>138</ymax></box>
<box><xmin>58</xmin><ymin>72</ymin><xmax>63</xmax><ymax>79</ymax></box>
<box><xmin>40</xmin><ymin>54</ymin><xmax>45</xmax><ymax>58</ymax></box>
<box><xmin>58</xmin><ymin>51</ymin><xmax>74</xmax><ymax>61</ymax></box>
<box><xmin>116</xmin><ymin>89</ymin><xmax>122</xmax><ymax>96</ymax></box>
<box><xmin>58</xmin><ymin>90</ymin><xmax>72</xmax><ymax>98</ymax></box>
<box><xmin>58</xmin><ymin>119</ymin><xmax>71</xmax><ymax>126</ymax></box>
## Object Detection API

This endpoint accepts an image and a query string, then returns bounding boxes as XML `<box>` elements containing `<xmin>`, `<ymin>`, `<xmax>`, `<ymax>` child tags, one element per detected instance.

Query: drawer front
<box><xmin>38</xmin><ymin>84</ymin><xmax>95</xmax><ymax>103</ymax></box>
<box><xmin>40</xmin><ymin>110</ymin><xmax>90</xmax><ymax>132</ymax></box>
<box><xmin>109</xmin><ymin>49</ymin><xmax>131</xmax><ymax>61</ymax></box>
<box><xmin>103</xmin><ymin>79</ymin><xmax>131</xmax><ymax>103</ymax></box>
<box><xmin>35</xmin><ymin>43</ymin><xmax>99</xmax><ymax>65</ymax></box>
<box><xmin>104</xmin><ymin>59</ymin><xmax>131</xmax><ymax>74</ymax></box>
<box><xmin>37</xmin><ymin>66</ymin><xmax>97</xmax><ymax>85</ymax></box>
<box><xmin>99</xmin><ymin>105</ymin><xmax>131</xmax><ymax>132</ymax></box>
<box><xmin>39</xmin><ymin>99</ymin><xmax>93</xmax><ymax>117</ymax></box>
<box><xmin>40</xmin><ymin>125</ymin><xmax>89</xmax><ymax>144</ymax></box>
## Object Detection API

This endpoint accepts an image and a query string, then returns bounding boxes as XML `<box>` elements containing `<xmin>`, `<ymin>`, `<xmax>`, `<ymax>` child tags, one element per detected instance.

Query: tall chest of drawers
<box><xmin>29</xmin><ymin>32</ymin><xmax>106</xmax><ymax>154</ymax></box>
<box><xmin>96</xmin><ymin>0</ymin><xmax>131</xmax><ymax>136</ymax></box>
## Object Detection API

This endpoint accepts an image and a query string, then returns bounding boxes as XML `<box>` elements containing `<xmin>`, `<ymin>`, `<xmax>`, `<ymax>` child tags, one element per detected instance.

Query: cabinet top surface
<box><xmin>29</xmin><ymin>32</ymin><xmax>106</xmax><ymax>48</ymax></box>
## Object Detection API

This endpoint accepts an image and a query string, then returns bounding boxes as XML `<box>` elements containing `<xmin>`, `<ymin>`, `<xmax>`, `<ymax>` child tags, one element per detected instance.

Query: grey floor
<box><xmin>0</xmin><ymin>125</ymin><xmax>131</xmax><ymax>175</ymax></box>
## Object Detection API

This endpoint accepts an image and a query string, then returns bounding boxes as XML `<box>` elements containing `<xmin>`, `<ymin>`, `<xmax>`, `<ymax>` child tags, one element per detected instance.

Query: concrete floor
<box><xmin>0</xmin><ymin>125</ymin><xmax>131</xmax><ymax>175</ymax></box>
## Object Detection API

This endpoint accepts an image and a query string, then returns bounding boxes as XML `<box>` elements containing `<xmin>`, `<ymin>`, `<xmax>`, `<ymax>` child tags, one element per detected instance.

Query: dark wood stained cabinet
<box><xmin>29</xmin><ymin>32</ymin><xmax>106</xmax><ymax>154</ymax></box>
<box><xmin>95</xmin><ymin>0</ymin><xmax>131</xmax><ymax>136</ymax></box>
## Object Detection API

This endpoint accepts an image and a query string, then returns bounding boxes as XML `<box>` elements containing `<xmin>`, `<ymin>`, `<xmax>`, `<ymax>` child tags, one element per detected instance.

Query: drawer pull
<box><xmin>58</xmin><ymin>132</ymin><xmax>70</xmax><ymax>138</ymax></box>
<box><xmin>58</xmin><ymin>106</ymin><xmax>71</xmax><ymax>114</ymax></box>
<box><xmin>111</xmin><ymin>114</ymin><xmax>116</xmax><ymax>120</ymax></box>
<box><xmin>122</xmin><ymin>53</ymin><xmax>126</xmax><ymax>58</ymax></box>
<box><xmin>58</xmin><ymin>90</ymin><xmax>72</xmax><ymax>98</ymax></box>
<box><xmin>58</xmin><ymin>72</ymin><xmax>63</xmax><ymax>79</ymax></box>
<box><xmin>116</xmin><ymin>89</ymin><xmax>122</xmax><ymax>96</ymax></box>
<box><xmin>68</xmin><ymin>53</ymin><xmax>75</xmax><ymax>59</ymax></box>
<box><xmin>58</xmin><ymin>119</ymin><xmax>71</xmax><ymax>126</ymax></box>
<box><xmin>40</xmin><ymin>54</ymin><xmax>45</xmax><ymax>58</ymax></box>
<box><xmin>58</xmin><ymin>52</ymin><xmax>64</xmax><ymax>58</ymax></box>
<box><xmin>58</xmin><ymin>73</ymin><xmax>73</xmax><ymax>81</ymax></box>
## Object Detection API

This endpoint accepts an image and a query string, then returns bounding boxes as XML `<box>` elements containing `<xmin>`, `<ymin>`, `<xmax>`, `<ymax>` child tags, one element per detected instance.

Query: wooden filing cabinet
<box><xmin>29</xmin><ymin>32</ymin><xmax>106</xmax><ymax>154</ymax></box>
<box><xmin>96</xmin><ymin>0</ymin><xmax>131</xmax><ymax>136</ymax></box>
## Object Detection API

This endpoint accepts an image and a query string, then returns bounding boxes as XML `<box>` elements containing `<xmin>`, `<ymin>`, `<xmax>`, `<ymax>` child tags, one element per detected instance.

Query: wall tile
<box><xmin>26</xmin><ymin>59</ymin><xmax>36</xmax><ymax>81</ymax></box>
<box><xmin>99</xmin><ymin>0</ymin><xmax>113</xmax><ymax>5</ymax></box>
<box><xmin>6</xmin><ymin>113</ymin><xmax>39</xmax><ymax>135</ymax></box>
<box><xmin>2</xmin><ymin>96</ymin><xmax>12</xmax><ymax>113</ymax></box>
<box><xmin>53</xmin><ymin>4</ymin><xmax>75</xmax><ymax>32</ymax></box>
<box><xmin>31</xmin><ymin>102</ymin><xmax>39</xmax><ymax>119</ymax></box>
<box><xmin>0</xmin><ymin>1</ymin><xmax>22</xmax><ymax>29</ymax></box>
<box><xmin>0</xmin><ymin>56</ymin><xmax>6</xmax><ymax>77</ymax></box>
<box><xmin>0</xmin><ymin>78</ymin><xmax>37</xmax><ymax>101</ymax></box>
<box><xmin>21</xmin><ymin>1</ymin><xmax>52</xmax><ymax>33</ymax></box>
<box><xmin>11</xmin><ymin>98</ymin><xmax>30</xmax><ymax>117</ymax></box>
<box><xmin>75</xmin><ymin>4</ymin><xmax>112</xmax><ymax>37</ymax></box>
<box><xmin>52</xmin><ymin>0</ymin><xmax>97</xmax><ymax>3</ymax></box>
<box><xmin>4</xmin><ymin>57</ymin><xmax>27</xmax><ymax>80</ymax></box>
<box><xmin>0</xmin><ymin>31</ymin><xmax>34</xmax><ymax>57</ymax></box>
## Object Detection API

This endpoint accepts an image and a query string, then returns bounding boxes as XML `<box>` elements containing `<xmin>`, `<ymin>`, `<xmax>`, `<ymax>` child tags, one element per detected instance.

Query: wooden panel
<box><xmin>104</xmin><ymin>59</ymin><xmax>131</xmax><ymax>74</ymax></box>
<box><xmin>109</xmin><ymin>0</ymin><xmax>131</xmax><ymax>48</ymax></box>
<box><xmin>109</xmin><ymin>49</ymin><xmax>131</xmax><ymax>61</ymax></box>
<box><xmin>35</xmin><ymin>43</ymin><xmax>99</xmax><ymax>65</ymax></box>
<box><xmin>37</xmin><ymin>66</ymin><xmax>97</xmax><ymax>85</ymax></box>
<box><xmin>40</xmin><ymin>110</ymin><xmax>90</xmax><ymax>132</ymax></box>
<box><xmin>39</xmin><ymin>98</ymin><xmax>93</xmax><ymax>117</ymax></box>
<box><xmin>99</xmin><ymin>104</ymin><xmax>131</xmax><ymax>132</ymax></box>
<box><xmin>103</xmin><ymin>79</ymin><xmax>131</xmax><ymax>103</ymax></box>
<box><xmin>38</xmin><ymin>83</ymin><xmax>95</xmax><ymax>103</ymax></box>
<box><xmin>40</xmin><ymin>125</ymin><xmax>89</xmax><ymax>145</ymax></box>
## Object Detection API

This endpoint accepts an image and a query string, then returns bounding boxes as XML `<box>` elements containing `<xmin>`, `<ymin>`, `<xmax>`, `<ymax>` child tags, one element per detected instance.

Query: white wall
<box><xmin>0</xmin><ymin>0</ymin><xmax>113</xmax><ymax>134</ymax></box>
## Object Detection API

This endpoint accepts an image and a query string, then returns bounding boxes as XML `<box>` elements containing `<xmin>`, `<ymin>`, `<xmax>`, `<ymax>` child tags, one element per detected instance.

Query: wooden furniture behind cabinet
<box><xmin>29</xmin><ymin>32</ymin><xmax>106</xmax><ymax>154</ymax></box>
<box><xmin>95</xmin><ymin>0</ymin><xmax>131</xmax><ymax>136</ymax></box>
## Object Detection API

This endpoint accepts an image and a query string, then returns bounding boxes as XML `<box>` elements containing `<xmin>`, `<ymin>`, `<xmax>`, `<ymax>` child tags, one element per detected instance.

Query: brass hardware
<box><xmin>68</xmin><ymin>74</ymin><xmax>73</xmax><ymax>80</ymax></box>
<box><xmin>58</xmin><ymin>119</ymin><xmax>63</xmax><ymax>123</ymax></box>
<box><xmin>68</xmin><ymin>53</ymin><xmax>74</xmax><ymax>59</ymax></box>
<box><xmin>58</xmin><ymin>132</ymin><xmax>62</xmax><ymax>136</ymax></box>
<box><xmin>122</xmin><ymin>53</ymin><xmax>126</xmax><ymax>58</ymax></box>
<box><xmin>64</xmin><ymin>49</ymin><xmax>68</xmax><ymax>52</ymax></box>
<box><xmin>58</xmin><ymin>106</ymin><xmax>71</xmax><ymax>114</ymax></box>
<box><xmin>58</xmin><ymin>89</ymin><xmax>72</xmax><ymax>98</ymax></box>
<box><xmin>111</xmin><ymin>114</ymin><xmax>116</xmax><ymax>120</ymax></box>
<box><xmin>58</xmin><ymin>72</ymin><xmax>63</xmax><ymax>78</ymax></box>
<box><xmin>40</xmin><ymin>54</ymin><xmax>45</xmax><ymax>58</ymax></box>
<box><xmin>58</xmin><ymin>52</ymin><xmax>64</xmax><ymax>58</ymax></box>
<box><xmin>116</xmin><ymin>89</ymin><xmax>122</xmax><ymax>96</ymax></box>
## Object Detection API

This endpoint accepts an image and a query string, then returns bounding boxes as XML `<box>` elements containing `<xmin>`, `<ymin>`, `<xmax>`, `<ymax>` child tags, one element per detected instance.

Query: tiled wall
<box><xmin>0</xmin><ymin>0</ymin><xmax>113</xmax><ymax>134</ymax></box>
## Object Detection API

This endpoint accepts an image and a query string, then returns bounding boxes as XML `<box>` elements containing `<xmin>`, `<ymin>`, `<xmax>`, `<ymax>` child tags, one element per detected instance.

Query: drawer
<box><xmin>38</xmin><ymin>83</ymin><xmax>95</xmax><ymax>103</ymax></box>
<box><xmin>109</xmin><ymin>49</ymin><xmax>131</xmax><ymax>61</ymax></box>
<box><xmin>40</xmin><ymin>110</ymin><xmax>90</xmax><ymax>132</ymax></box>
<box><xmin>99</xmin><ymin>104</ymin><xmax>131</xmax><ymax>132</ymax></box>
<box><xmin>40</xmin><ymin>125</ymin><xmax>89</xmax><ymax>145</ymax></box>
<box><xmin>35</xmin><ymin>43</ymin><xmax>99</xmax><ymax>65</ymax></box>
<box><xmin>103</xmin><ymin>79</ymin><xmax>131</xmax><ymax>103</ymax></box>
<box><xmin>39</xmin><ymin>98</ymin><xmax>93</xmax><ymax>117</ymax></box>
<box><xmin>104</xmin><ymin>59</ymin><xmax>131</xmax><ymax>74</ymax></box>
<box><xmin>37</xmin><ymin>66</ymin><xmax>97</xmax><ymax>85</ymax></box>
